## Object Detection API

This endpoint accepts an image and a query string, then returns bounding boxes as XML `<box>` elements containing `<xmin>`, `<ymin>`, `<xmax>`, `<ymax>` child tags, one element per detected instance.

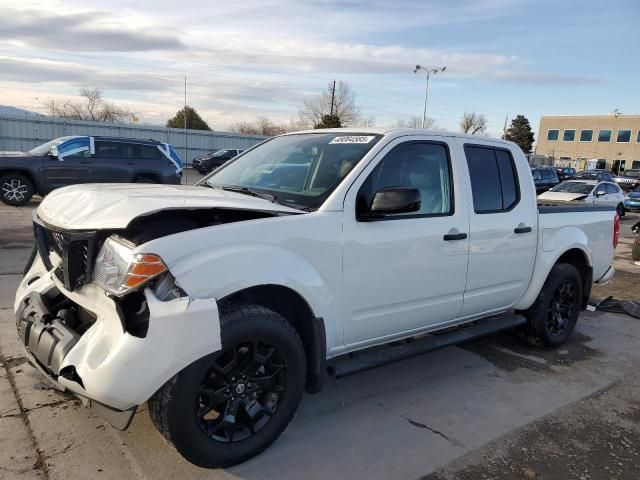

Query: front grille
<box><xmin>33</xmin><ymin>218</ymin><xmax>98</xmax><ymax>291</ymax></box>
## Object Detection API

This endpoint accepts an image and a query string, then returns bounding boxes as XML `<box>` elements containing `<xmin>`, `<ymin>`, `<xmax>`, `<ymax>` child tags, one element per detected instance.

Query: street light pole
<box><xmin>414</xmin><ymin>64</ymin><xmax>446</xmax><ymax>129</ymax></box>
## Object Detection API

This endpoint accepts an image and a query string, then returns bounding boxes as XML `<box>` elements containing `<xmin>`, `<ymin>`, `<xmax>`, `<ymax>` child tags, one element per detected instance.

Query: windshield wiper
<box><xmin>220</xmin><ymin>185</ymin><xmax>282</xmax><ymax>204</ymax></box>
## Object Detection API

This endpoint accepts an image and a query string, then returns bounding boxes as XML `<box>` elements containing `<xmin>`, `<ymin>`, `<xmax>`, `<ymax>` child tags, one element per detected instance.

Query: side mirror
<box><xmin>367</xmin><ymin>187</ymin><xmax>421</xmax><ymax>216</ymax></box>
<box><xmin>49</xmin><ymin>146</ymin><xmax>58</xmax><ymax>157</ymax></box>
<box><xmin>596</xmin><ymin>190</ymin><xmax>606</xmax><ymax>197</ymax></box>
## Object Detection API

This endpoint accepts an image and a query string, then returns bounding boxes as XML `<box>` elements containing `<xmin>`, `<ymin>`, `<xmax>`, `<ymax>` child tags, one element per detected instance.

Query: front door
<box><xmin>342</xmin><ymin>138</ymin><xmax>470</xmax><ymax>348</ymax></box>
<box><xmin>43</xmin><ymin>137</ymin><xmax>92</xmax><ymax>189</ymax></box>
<box><xmin>459</xmin><ymin>143</ymin><xmax>536</xmax><ymax>317</ymax></box>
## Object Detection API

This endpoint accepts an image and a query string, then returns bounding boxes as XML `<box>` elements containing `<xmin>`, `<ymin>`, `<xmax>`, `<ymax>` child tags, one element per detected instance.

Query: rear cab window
<box><xmin>464</xmin><ymin>145</ymin><xmax>520</xmax><ymax>213</ymax></box>
<box><xmin>127</xmin><ymin>143</ymin><xmax>162</xmax><ymax>160</ymax></box>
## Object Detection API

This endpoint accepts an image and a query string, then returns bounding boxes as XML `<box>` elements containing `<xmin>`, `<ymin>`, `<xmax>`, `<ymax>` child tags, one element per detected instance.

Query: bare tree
<box><xmin>228</xmin><ymin>116</ymin><xmax>290</xmax><ymax>136</ymax></box>
<box><xmin>299</xmin><ymin>81</ymin><xmax>362</xmax><ymax>127</ymax></box>
<box><xmin>395</xmin><ymin>115</ymin><xmax>437</xmax><ymax>129</ymax></box>
<box><xmin>44</xmin><ymin>88</ymin><xmax>136</xmax><ymax>123</ymax></box>
<box><xmin>460</xmin><ymin>112</ymin><xmax>488</xmax><ymax>134</ymax></box>
<box><xmin>358</xmin><ymin>114</ymin><xmax>377</xmax><ymax>127</ymax></box>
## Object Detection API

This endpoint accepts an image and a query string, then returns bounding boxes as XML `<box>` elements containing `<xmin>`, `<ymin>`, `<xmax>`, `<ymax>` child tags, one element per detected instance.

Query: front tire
<box><xmin>0</xmin><ymin>173</ymin><xmax>34</xmax><ymax>206</ymax></box>
<box><xmin>519</xmin><ymin>263</ymin><xmax>582</xmax><ymax>348</ymax></box>
<box><xmin>149</xmin><ymin>304</ymin><xmax>306</xmax><ymax>468</ymax></box>
<box><xmin>616</xmin><ymin>203</ymin><xmax>625</xmax><ymax>217</ymax></box>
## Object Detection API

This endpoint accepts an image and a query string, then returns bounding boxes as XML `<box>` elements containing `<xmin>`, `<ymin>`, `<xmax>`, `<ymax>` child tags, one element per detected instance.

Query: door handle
<box><xmin>514</xmin><ymin>226</ymin><xmax>532</xmax><ymax>234</ymax></box>
<box><xmin>443</xmin><ymin>232</ymin><xmax>467</xmax><ymax>241</ymax></box>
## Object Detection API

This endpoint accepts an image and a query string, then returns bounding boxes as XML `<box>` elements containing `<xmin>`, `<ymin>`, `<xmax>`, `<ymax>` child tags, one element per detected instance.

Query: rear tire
<box><xmin>519</xmin><ymin>263</ymin><xmax>582</xmax><ymax>348</ymax></box>
<box><xmin>0</xmin><ymin>173</ymin><xmax>34</xmax><ymax>206</ymax></box>
<box><xmin>148</xmin><ymin>304</ymin><xmax>306</xmax><ymax>468</ymax></box>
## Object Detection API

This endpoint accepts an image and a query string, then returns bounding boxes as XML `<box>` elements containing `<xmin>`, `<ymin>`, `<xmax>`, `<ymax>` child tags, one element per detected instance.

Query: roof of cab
<box><xmin>281</xmin><ymin>127</ymin><xmax>514</xmax><ymax>146</ymax></box>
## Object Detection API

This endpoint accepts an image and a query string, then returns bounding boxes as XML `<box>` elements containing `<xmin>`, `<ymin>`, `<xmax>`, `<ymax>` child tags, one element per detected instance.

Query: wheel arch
<box><xmin>0</xmin><ymin>169</ymin><xmax>40</xmax><ymax>194</ymax></box>
<box><xmin>218</xmin><ymin>284</ymin><xmax>326</xmax><ymax>394</ymax></box>
<box><xmin>516</xmin><ymin>243</ymin><xmax>593</xmax><ymax>311</ymax></box>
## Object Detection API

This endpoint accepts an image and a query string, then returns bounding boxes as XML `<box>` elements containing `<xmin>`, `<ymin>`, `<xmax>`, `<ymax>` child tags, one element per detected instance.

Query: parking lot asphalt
<box><xmin>0</xmin><ymin>180</ymin><xmax>638</xmax><ymax>480</ymax></box>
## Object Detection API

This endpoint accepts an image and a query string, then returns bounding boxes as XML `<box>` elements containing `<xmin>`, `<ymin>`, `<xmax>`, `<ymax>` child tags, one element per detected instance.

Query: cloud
<box><xmin>0</xmin><ymin>7</ymin><xmax>185</xmax><ymax>52</ymax></box>
<box><xmin>492</xmin><ymin>71</ymin><xmax>605</xmax><ymax>85</ymax></box>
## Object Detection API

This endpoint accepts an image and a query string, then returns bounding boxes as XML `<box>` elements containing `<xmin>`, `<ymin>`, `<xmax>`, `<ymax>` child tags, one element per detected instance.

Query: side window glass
<box><xmin>127</xmin><ymin>144</ymin><xmax>162</xmax><ymax>160</ymax></box>
<box><xmin>464</xmin><ymin>146</ymin><xmax>520</xmax><ymax>213</ymax></box>
<box><xmin>358</xmin><ymin>142</ymin><xmax>453</xmax><ymax>217</ymax></box>
<box><xmin>94</xmin><ymin>142</ymin><xmax>125</xmax><ymax>159</ymax></box>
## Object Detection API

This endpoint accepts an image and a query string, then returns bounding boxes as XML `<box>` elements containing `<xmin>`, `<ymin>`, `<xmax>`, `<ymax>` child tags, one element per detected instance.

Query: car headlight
<box><xmin>93</xmin><ymin>236</ymin><xmax>167</xmax><ymax>296</ymax></box>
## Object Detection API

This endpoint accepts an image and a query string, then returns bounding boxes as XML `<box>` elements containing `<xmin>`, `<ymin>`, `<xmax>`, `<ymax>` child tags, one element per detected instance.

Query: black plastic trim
<box><xmin>538</xmin><ymin>203</ymin><xmax>616</xmax><ymax>213</ymax></box>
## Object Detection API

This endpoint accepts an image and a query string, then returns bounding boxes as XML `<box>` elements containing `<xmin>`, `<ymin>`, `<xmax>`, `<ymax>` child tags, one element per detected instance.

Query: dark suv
<box><xmin>554</xmin><ymin>167</ymin><xmax>576</xmax><ymax>181</ymax></box>
<box><xmin>531</xmin><ymin>166</ymin><xmax>560</xmax><ymax>194</ymax></box>
<box><xmin>0</xmin><ymin>136</ymin><xmax>182</xmax><ymax>206</ymax></box>
<box><xmin>192</xmin><ymin>149</ymin><xmax>243</xmax><ymax>174</ymax></box>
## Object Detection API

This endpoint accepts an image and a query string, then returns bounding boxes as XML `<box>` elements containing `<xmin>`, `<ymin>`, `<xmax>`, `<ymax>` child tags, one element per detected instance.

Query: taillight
<box><xmin>613</xmin><ymin>213</ymin><xmax>620</xmax><ymax>249</ymax></box>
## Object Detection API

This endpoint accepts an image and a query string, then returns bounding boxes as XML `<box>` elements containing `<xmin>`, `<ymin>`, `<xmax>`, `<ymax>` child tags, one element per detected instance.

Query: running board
<box><xmin>327</xmin><ymin>314</ymin><xmax>527</xmax><ymax>379</ymax></box>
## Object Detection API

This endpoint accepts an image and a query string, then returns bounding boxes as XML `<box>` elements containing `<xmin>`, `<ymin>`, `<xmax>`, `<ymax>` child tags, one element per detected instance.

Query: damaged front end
<box><xmin>15</xmin><ymin>211</ymin><xmax>226</xmax><ymax>430</ymax></box>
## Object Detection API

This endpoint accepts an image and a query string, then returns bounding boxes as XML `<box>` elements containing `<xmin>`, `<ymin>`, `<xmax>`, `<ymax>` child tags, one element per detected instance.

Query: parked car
<box><xmin>554</xmin><ymin>167</ymin><xmax>576</xmax><ymax>181</ymax></box>
<box><xmin>624</xmin><ymin>186</ymin><xmax>640</xmax><ymax>211</ymax></box>
<box><xmin>0</xmin><ymin>136</ymin><xmax>182</xmax><ymax>206</ymax></box>
<box><xmin>614</xmin><ymin>169</ymin><xmax>640</xmax><ymax>192</ymax></box>
<box><xmin>538</xmin><ymin>179</ymin><xmax>626</xmax><ymax>216</ymax></box>
<box><xmin>574</xmin><ymin>170</ymin><xmax>614</xmax><ymax>182</ymax></box>
<box><xmin>531</xmin><ymin>166</ymin><xmax>560</xmax><ymax>194</ymax></box>
<box><xmin>16</xmin><ymin>129</ymin><xmax>617</xmax><ymax>468</ymax></box>
<box><xmin>192</xmin><ymin>149</ymin><xmax>243</xmax><ymax>174</ymax></box>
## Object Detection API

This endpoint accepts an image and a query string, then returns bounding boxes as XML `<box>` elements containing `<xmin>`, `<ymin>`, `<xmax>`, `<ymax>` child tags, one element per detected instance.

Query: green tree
<box><xmin>504</xmin><ymin>114</ymin><xmax>535</xmax><ymax>153</ymax></box>
<box><xmin>166</xmin><ymin>106</ymin><xmax>211</xmax><ymax>130</ymax></box>
<box><xmin>314</xmin><ymin>114</ymin><xmax>342</xmax><ymax>129</ymax></box>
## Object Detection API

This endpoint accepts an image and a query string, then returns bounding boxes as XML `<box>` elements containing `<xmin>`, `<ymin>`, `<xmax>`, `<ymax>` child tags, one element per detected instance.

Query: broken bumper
<box><xmin>14</xmin><ymin>254</ymin><xmax>222</xmax><ymax>428</ymax></box>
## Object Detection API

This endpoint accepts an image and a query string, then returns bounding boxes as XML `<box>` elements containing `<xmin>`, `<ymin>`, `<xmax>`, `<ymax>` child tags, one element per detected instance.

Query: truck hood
<box><xmin>0</xmin><ymin>151</ymin><xmax>29</xmax><ymax>157</ymax></box>
<box><xmin>537</xmin><ymin>191</ymin><xmax>590</xmax><ymax>202</ymax></box>
<box><xmin>37</xmin><ymin>183</ymin><xmax>303</xmax><ymax>230</ymax></box>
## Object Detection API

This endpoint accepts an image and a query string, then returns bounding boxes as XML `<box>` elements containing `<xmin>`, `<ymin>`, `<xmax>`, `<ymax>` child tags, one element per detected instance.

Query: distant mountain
<box><xmin>0</xmin><ymin>105</ymin><xmax>43</xmax><ymax>117</ymax></box>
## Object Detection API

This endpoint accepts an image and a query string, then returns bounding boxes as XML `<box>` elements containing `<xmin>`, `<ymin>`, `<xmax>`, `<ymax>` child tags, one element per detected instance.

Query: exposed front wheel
<box><xmin>616</xmin><ymin>203</ymin><xmax>625</xmax><ymax>217</ymax></box>
<box><xmin>519</xmin><ymin>263</ymin><xmax>582</xmax><ymax>348</ymax></box>
<box><xmin>0</xmin><ymin>173</ymin><xmax>34</xmax><ymax>206</ymax></box>
<box><xmin>148</xmin><ymin>304</ymin><xmax>306</xmax><ymax>468</ymax></box>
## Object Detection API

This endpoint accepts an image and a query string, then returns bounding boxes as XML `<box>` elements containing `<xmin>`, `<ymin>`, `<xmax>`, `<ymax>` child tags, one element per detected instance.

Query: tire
<box><xmin>148</xmin><ymin>304</ymin><xmax>306</xmax><ymax>468</ymax></box>
<box><xmin>0</xmin><ymin>173</ymin><xmax>34</xmax><ymax>206</ymax></box>
<box><xmin>519</xmin><ymin>263</ymin><xmax>582</xmax><ymax>348</ymax></box>
<box><xmin>616</xmin><ymin>203</ymin><xmax>625</xmax><ymax>217</ymax></box>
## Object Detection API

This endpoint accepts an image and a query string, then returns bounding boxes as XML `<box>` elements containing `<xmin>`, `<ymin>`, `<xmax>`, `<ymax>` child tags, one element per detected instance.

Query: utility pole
<box><xmin>502</xmin><ymin>113</ymin><xmax>509</xmax><ymax>139</ymax></box>
<box><xmin>413</xmin><ymin>65</ymin><xmax>446</xmax><ymax>129</ymax></box>
<box><xmin>329</xmin><ymin>80</ymin><xmax>336</xmax><ymax>117</ymax></box>
<box><xmin>184</xmin><ymin>75</ymin><xmax>187</xmax><ymax>184</ymax></box>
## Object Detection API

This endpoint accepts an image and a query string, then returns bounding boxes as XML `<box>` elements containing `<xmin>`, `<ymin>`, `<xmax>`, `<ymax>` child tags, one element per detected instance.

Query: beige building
<box><xmin>536</xmin><ymin>114</ymin><xmax>640</xmax><ymax>172</ymax></box>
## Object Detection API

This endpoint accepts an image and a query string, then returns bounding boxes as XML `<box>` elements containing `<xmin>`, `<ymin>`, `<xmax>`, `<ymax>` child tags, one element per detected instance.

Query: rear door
<box><xmin>126</xmin><ymin>143</ymin><xmax>165</xmax><ymax>180</ymax></box>
<box><xmin>90</xmin><ymin>141</ymin><xmax>128</xmax><ymax>183</ymax></box>
<box><xmin>459</xmin><ymin>142</ymin><xmax>536</xmax><ymax>317</ymax></box>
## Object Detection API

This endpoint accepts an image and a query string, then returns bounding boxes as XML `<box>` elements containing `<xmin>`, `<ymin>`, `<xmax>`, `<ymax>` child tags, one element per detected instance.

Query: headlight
<box><xmin>93</xmin><ymin>236</ymin><xmax>167</xmax><ymax>296</ymax></box>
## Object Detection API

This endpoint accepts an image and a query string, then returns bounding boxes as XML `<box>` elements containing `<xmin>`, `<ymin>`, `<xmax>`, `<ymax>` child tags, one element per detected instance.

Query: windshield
<box><xmin>622</xmin><ymin>170</ymin><xmax>639</xmax><ymax>178</ymax></box>
<box><xmin>28</xmin><ymin>136</ymin><xmax>77</xmax><ymax>155</ymax></box>
<box><xmin>551</xmin><ymin>182</ymin><xmax>594</xmax><ymax>194</ymax></box>
<box><xmin>203</xmin><ymin>133</ymin><xmax>382</xmax><ymax>210</ymax></box>
<box><xmin>212</xmin><ymin>150</ymin><xmax>231</xmax><ymax>157</ymax></box>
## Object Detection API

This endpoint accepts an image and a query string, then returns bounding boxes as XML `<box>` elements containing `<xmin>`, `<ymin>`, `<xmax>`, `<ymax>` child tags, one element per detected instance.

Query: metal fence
<box><xmin>0</xmin><ymin>115</ymin><xmax>268</xmax><ymax>164</ymax></box>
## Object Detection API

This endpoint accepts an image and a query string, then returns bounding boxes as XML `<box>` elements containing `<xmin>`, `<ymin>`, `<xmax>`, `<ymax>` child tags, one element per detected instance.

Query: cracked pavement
<box><xmin>0</xmin><ymin>190</ymin><xmax>638</xmax><ymax>479</ymax></box>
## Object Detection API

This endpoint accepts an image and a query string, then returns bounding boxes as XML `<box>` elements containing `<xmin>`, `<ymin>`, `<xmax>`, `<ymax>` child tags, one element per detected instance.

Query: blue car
<box><xmin>624</xmin><ymin>187</ymin><xmax>640</xmax><ymax>211</ymax></box>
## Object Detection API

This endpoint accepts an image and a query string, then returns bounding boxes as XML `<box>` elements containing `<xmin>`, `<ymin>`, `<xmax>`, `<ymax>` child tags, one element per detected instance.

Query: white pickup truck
<box><xmin>15</xmin><ymin>129</ymin><xmax>618</xmax><ymax>468</ymax></box>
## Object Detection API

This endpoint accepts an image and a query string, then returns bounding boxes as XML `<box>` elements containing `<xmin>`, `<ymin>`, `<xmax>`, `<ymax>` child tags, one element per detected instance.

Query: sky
<box><xmin>0</xmin><ymin>0</ymin><xmax>638</xmax><ymax>137</ymax></box>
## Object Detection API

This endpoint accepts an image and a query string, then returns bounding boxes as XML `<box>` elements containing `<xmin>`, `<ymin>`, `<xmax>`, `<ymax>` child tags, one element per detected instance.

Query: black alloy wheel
<box><xmin>196</xmin><ymin>340</ymin><xmax>286</xmax><ymax>443</ymax></box>
<box><xmin>546</xmin><ymin>279</ymin><xmax>576</xmax><ymax>336</ymax></box>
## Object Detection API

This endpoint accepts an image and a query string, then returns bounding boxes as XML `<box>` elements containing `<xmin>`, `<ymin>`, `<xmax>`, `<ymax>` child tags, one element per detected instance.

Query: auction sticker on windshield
<box><xmin>329</xmin><ymin>136</ymin><xmax>376</xmax><ymax>144</ymax></box>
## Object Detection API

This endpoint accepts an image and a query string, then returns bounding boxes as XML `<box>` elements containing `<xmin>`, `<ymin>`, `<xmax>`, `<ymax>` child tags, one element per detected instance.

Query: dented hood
<box><xmin>37</xmin><ymin>183</ymin><xmax>302</xmax><ymax>230</ymax></box>
<box><xmin>537</xmin><ymin>191</ymin><xmax>591</xmax><ymax>202</ymax></box>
